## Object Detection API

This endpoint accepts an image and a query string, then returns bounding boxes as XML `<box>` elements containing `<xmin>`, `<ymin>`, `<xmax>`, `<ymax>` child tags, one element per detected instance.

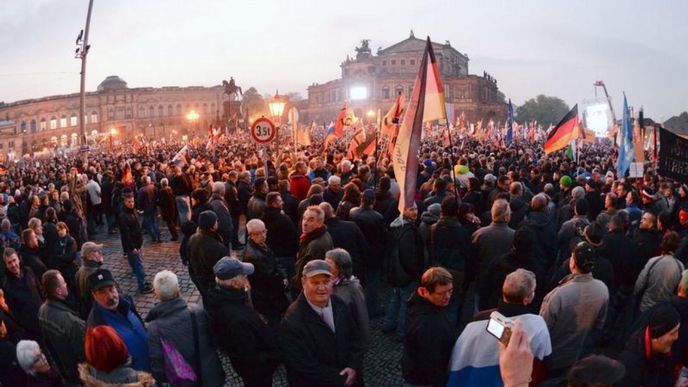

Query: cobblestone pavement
<box><xmin>94</xmin><ymin>223</ymin><xmax>408</xmax><ymax>386</ymax></box>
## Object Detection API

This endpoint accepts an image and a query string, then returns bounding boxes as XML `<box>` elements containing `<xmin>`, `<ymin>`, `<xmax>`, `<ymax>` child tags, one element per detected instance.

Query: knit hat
<box><xmin>567</xmin><ymin>355</ymin><xmax>625</xmax><ymax>386</ymax></box>
<box><xmin>198</xmin><ymin>210</ymin><xmax>217</xmax><ymax>230</ymax></box>
<box><xmin>648</xmin><ymin>303</ymin><xmax>680</xmax><ymax>338</ymax></box>
<box><xmin>559</xmin><ymin>175</ymin><xmax>572</xmax><ymax>188</ymax></box>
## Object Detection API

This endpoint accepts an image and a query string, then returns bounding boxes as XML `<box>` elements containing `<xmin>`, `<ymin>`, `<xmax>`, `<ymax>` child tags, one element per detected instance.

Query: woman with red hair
<box><xmin>79</xmin><ymin>326</ymin><xmax>154</xmax><ymax>386</ymax></box>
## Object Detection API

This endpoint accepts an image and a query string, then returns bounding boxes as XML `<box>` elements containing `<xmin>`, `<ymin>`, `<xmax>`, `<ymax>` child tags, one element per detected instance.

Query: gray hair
<box><xmin>160</xmin><ymin>178</ymin><xmax>169</xmax><ymax>188</ymax></box>
<box><xmin>491</xmin><ymin>199</ymin><xmax>511</xmax><ymax>223</ymax></box>
<box><xmin>326</xmin><ymin>248</ymin><xmax>353</xmax><ymax>278</ymax></box>
<box><xmin>16</xmin><ymin>340</ymin><xmax>41</xmax><ymax>375</ymax></box>
<box><xmin>572</xmin><ymin>186</ymin><xmax>585</xmax><ymax>200</ymax></box>
<box><xmin>60</xmin><ymin>191</ymin><xmax>70</xmax><ymax>201</ymax></box>
<box><xmin>246</xmin><ymin>218</ymin><xmax>265</xmax><ymax>234</ymax></box>
<box><xmin>328</xmin><ymin>175</ymin><xmax>341</xmax><ymax>186</ymax></box>
<box><xmin>212</xmin><ymin>181</ymin><xmax>226</xmax><ymax>195</ymax></box>
<box><xmin>502</xmin><ymin>269</ymin><xmax>536</xmax><ymax>304</ymax></box>
<box><xmin>153</xmin><ymin>270</ymin><xmax>180</xmax><ymax>301</ymax></box>
<box><xmin>216</xmin><ymin>274</ymin><xmax>246</xmax><ymax>290</ymax></box>
<box><xmin>318</xmin><ymin>202</ymin><xmax>335</xmax><ymax>219</ymax></box>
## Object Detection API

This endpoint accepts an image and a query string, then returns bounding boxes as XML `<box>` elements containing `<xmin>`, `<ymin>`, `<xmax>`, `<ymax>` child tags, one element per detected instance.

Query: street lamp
<box><xmin>186</xmin><ymin>110</ymin><xmax>199</xmax><ymax>135</ymax></box>
<box><xmin>268</xmin><ymin>91</ymin><xmax>286</xmax><ymax>123</ymax></box>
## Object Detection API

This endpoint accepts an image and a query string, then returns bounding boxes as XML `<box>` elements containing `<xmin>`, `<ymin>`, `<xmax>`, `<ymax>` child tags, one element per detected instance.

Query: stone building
<box><xmin>0</xmin><ymin>75</ymin><xmax>227</xmax><ymax>159</ymax></box>
<box><xmin>301</xmin><ymin>31</ymin><xmax>506</xmax><ymax>125</ymax></box>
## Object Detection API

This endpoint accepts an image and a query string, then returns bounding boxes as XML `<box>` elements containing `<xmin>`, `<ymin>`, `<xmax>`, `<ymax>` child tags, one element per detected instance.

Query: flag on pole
<box><xmin>347</xmin><ymin>124</ymin><xmax>376</xmax><ymax>159</ymax></box>
<box><xmin>445</xmin><ymin>102</ymin><xmax>455</xmax><ymax>128</ymax></box>
<box><xmin>544</xmin><ymin>105</ymin><xmax>580</xmax><ymax>154</ymax></box>
<box><xmin>506</xmin><ymin>99</ymin><xmax>514</xmax><ymax>145</ymax></box>
<box><xmin>172</xmin><ymin>145</ymin><xmax>190</xmax><ymax>167</ymax></box>
<box><xmin>334</xmin><ymin>103</ymin><xmax>355</xmax><ymax>137</ymax></box>
<box><xmin>393</xmin><ymin>37</ymin><xmax>446</xmax><ymax>214</ymax></box>
<box><xmin>296</xmin><ymin>124</ymin><xmax>312</xmax><ymax>146</ymax></box>
<box><xmin>382</xmin><ymin>92</ymin><xmax>406</xmax><ymax>158</ymax></box>
<box><xmin>566</xmin><ymin>139</ymin><xmax>577</xmax><ymax>162</ymax></box>
<box><xmin>616</xmin><ymin>94</ymin><xmax>635</xmax><ymax>177</ymax></box>
<box><xmin>288</xmin><ymin>107</ymin><xmax>299</xmax><ymax>142</ymax></box>
<box><xmin>121</xmin><ymin>162</ymin><xmax>134</xmax><ymax>185</ymax></box>
<box><xmin>323</xmin><ymin>122</ymin><xmax>337</xmax><ymax>150</ymax></box>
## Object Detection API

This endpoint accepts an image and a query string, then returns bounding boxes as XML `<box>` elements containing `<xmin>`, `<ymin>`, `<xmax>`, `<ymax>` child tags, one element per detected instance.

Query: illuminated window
<box><xmin>91</xmin><ymin>111</ymin><xmax>98</xmax><ymax>123</ymax></box>
<box><xmin>50</xmin><ymin>117</ymin><xmax>57</xmax><ymax>129</ymax></box>
<box><xmin>350</xmin><ymin>86</ymin><xmax>368</xmax><ymax>100</ymax></box>
<box><xmin>60</xmin><ymin>115</ymin><xmax>67</xmax><ymax>128</ymax></box>
<box><xmin>19</xmin><ymin>121</ymin><xmax>26</xmax><ymax>133</ymax></box>
<box><xmin>70</xmin><ymin>114</ymin><xmax>78</xmax><ymax>126</ymax></box>
<box><xmin>40</xmin><ymin>118</ymin><xmax>46</xmax><ymax>131</ymax></box>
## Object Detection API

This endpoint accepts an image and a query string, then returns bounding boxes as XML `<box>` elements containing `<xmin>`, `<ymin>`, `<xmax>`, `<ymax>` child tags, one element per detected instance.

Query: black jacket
<box><xmin>293</xmin><ymin>227</ymin><xmax>334</xmax><ymax>290</ymax></box>
<box><xmin>387</xmin><ymin>218</ymin><xmax>426</xmax><ymax>286</ymax></box>
<box><xmin>632</xmin><ymin>228</ymin><xmax>662</xmax><ymax>277</ymax></box>
<box><xmin>279</xmin><ymin>294</ymin><xmax>365</xmax><ymax>387</ymax></box>
<box><xmin>242</xmin><ymin>240</ymin><xmax>288</xmax><ymax>317</ymax></box>
<box><xmin>325</xmin><ymin>217</ymin><xmax>368</xmax><ymax>280</ymax></box>
<box><xmin>601</xmin><ymin>228</ymin><xmax>638</xmax><ymax>291</ymax></box>
<box><xmin>520</xmin><ymin>210</ymin><xmax>558</xmax><ymax>274</ymax></box>
<box><xmin>188</xmin><ymin>228</ymin><xmax>228</xmax><ymax>297</ymax></box>
<box><xmin>279</xmin><ymin>190</ymin><xmax>300</xmax><ymax>226</ymax></box>
<box><xmin>37</xmin><ymin>298</ymin><xmax>85</xmax><ymax>383</ymax></box>
<box><xmin>350</xmin><ymin>206</ymin><xmax>387</xmax><ymax>270</ymax></box>
<box><xmin>479</xmin><ymin>248</ymin><xmax>539</xmax><ymax>311</ymax></box>
<box><xmin>208</xmin><ymin>194</ymin><xmax>233</xmax><ymax>248</ymax></box>
<box><xmin>616</xmin><ymin>327</ymin><xmax>674</xmax><ymax>387</ymax></box>
<box><xmin>262</xmin><ymin>207</ymin><xmax>298</xmax><ymax>257</ymax></box>
<box><xmin>430</xmin><ymin>216</ymin><xmax>471</xmax><ymax>273</ymax></box>
<box><xmin>402</xmin><ymin>292</ymin><xmax>454</xmax><ymax>387</ymax></box>
<box><xmin>247</xmin><ymin>193</ymin><xmax>267</xmax><ymax>221</ymax></box>
<box><xmin>204</xmin><ymin>286</ymin><xmax>279</xmax><ymax>378</ymax></box>
<box><xmin>3</xmin><ymin>267</ymin><xmax>43</xmax><ymax>340</ymax></box>
<box><xmin>170</xmin><ymin>174</ymin><xmax>193</xmax><ymax>196</ymax></box>
<box><xmin>118</xmin><ymin>206</ymin><xmax>142</xmax><ymax>253</ymax></box>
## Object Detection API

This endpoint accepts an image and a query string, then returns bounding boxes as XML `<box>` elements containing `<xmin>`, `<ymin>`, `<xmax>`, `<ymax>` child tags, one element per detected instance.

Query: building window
<box><xmin>401</xmin><ymin>59</ymin><xmax>406</xmax><ymax>65</ymax></box>
<box><xmin>40</xmin><ymin>118</ymin><xmax>46</xmax><ymax>131</ymax></box>
<box><xmin>91</xmin><ymin>111</ymin><xmax>98</xmax><ymax>123</ymax></box>
<box><xmin>149</xmin><ymin>106</ymin><xmax>155</xmax><ymax>118</ymax></box>
<box><xmin>60</xmin><ymin>115</ymin><xmax>68</xmax><ymax>128</ymax></box>
<box><xmin>107</xmin><ymin>108</ymin><xmax>115</xmax><ymax>120</ymax></box>
<box><xmin>168</xmin><ymin>105</ymin><xmax>173</xmax><ymax>116</ymax></box>
<box><xmin>138</xmin><ymin>106</ymin><xmax>146</xmax><ymax>118</ymax></box>
<box><xmin>19</xmin><ymin>121</ymin><xmax>26</xmax><ymax>133</ymax></box>
<box><xmin>50</xmin><ymin>117</ymin><xmax>57</xmax><ymax>130</ymax></box>
<box><xmin>70</xmin><ymin>114</ymin><xmax>78</xmax><ymax>126</ymax></box>
<box><xmin>125</xmin><ymin>107</ymin><xmax>133</xmax><ymax>119</ymax></box>
<box><xmin>382</xmin><ymin>87</ymin><xmax>390</xmax><ymax>99</ymax></box>
<box><xmin>176</xmin><ymin>104</ymin><xmax>182</xmax><ymax>116</ymax></box>
<box><xmin>410</xmin><ymin>59</ymin><xmax>415</xmax><ymax>65</ymax></box>
<box><xmin>395</xmin><ymin>85</ymin><xmax>404</xmax><ymax>95</ymax></box>
<box><xmin>391</xmin><ymin>60</ymin><xmax>396</xmax><ymax>65</ymax></box>
<box><xmin>30</xmin><ymin>119</ymin><xmax>37</xmax><ymax>133</ymax></box>
<box><xmin>158</xmin><ymin>105</ymin><xmax>164</xmax><ymax>117</ymax></box>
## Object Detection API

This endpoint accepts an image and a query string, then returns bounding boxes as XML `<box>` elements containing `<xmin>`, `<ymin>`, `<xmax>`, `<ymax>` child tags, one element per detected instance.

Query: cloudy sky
<box><xmin>1</xmin><ymin>0</ymin><xmax>686</xmax><ymax>121</ymax></box>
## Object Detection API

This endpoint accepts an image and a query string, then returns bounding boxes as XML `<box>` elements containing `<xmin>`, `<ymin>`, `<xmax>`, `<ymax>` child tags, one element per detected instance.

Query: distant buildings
<box><xmin>301</xmin><ymin>31</ymin><xmax>507</xmax><ymax>125</ymax></box>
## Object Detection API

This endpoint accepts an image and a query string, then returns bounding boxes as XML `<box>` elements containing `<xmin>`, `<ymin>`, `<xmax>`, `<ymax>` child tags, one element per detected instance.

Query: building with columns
<box><xmin>0</xmin><ymin>75</ymin><xmax>227</xmax><ymax>159</ymax></box>
<box><xmin>301</xmin><ymin>32</ymin><xmax>506</xmax><ymax>125</ymax></box>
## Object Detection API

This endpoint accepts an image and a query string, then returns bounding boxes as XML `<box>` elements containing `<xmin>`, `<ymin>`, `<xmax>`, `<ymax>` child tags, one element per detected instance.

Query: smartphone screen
<box><xmin>487</xmin><ymin>318</ymin><xmax>505</xmax><ymax>339</ymax></box>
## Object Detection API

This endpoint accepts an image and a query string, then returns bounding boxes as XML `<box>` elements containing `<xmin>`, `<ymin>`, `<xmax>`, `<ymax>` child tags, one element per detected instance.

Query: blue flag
<box><xmin>616</xmin><ymin>94</ymin><xmax>635</xmax><ymax>177</ymax></box>
<box><xmin>505</xmin><ymin>99</ymin><xmax>514</xmax><ymax>145</ymax></box>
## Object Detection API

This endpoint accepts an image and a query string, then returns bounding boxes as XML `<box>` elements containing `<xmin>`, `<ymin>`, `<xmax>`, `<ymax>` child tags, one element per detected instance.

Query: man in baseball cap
<box><xmin>213</xmin><ymin>256</ymin><xmax>254</xmax><ymax>280</ymax></box>
<box><xmin>280</xmin><ymin>258</ymin><xmax>365</xmax><ymax>386</ymax></box>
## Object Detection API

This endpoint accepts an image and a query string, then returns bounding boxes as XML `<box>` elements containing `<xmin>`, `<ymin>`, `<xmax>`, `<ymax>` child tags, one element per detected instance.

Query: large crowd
<box><xmin>0</xmin><ymin>126</ymin><xmax>686</xmax><ymax>387</ymax></box>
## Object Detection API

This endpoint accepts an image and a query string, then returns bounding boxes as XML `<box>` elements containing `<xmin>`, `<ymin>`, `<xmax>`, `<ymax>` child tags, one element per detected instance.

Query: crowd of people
<box><xmin>0</xmin><ymin>126</ymin><xmax>687</xmax><ymax>387</ymax></box>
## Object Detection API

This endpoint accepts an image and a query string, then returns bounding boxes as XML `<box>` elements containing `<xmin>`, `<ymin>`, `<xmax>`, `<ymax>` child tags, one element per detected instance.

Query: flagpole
<box><xmin>373</xmin><ymin>110</ymin><xmax>381</xmax><ymax>190</ymax></box>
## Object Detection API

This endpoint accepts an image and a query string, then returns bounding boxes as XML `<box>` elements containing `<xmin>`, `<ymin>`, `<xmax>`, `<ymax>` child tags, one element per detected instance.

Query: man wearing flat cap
<box><xmin>204</xmin><ymin>256</ymin><xmax>280</xmax><ymax>387</ymax></box>
<box><xmin>86</xmin><ymin>269</ymin><xmax>150</xmax><ymax>372</ymax></box>
<box><xmin>540</xmin><ymin>242</ymin><xmax>609</xmax><ymax>378</ymax></box>
<box><xmin>279</xmin><ymin>259</ymin><xmax>366</xmax><ymax>387</ymax></box>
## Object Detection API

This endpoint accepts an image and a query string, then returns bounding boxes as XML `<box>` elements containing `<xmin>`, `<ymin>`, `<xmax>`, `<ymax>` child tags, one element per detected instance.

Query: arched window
<box><xmin>149</xmin><ymin>106</ymin><xmax>155</xmax><ymax>118</ymax></box>
<box><xmin>60</xmin><ymin>115</ymin><xmax>68</xmax><ymax>128</ymax></box>
<box><xmin>158</xmin><ymin>105</ymin><xmax>164</xmax><ymax>117</ymax></box>
<box><xmin>395</xmin><ymin>84</ymin><xmax>404</xmax><ymax>95</ymax></box>
<box><xmin>107</xmin><ymin>108</ymin><xmax>114</xmax><ymax>120</ymax></box>
<box><xmin>382</xmin><ymin>86</ymin><xmax>390</xmax><ymax>99</ymax></box>
<box><xmin>176</xmin><ymin>104</ymin><xmax>182</xmax><ymax>115</ymax></box>
<box><xmin>91</xmin><ymin>111</ymin><xmax>98</xmax><ymax>123</ymax></box>
<box><xmin>50</xmin><ymin>116</ymin><xmax>57</xmax><ymax>130</ymax></box>
<box><xmin>138</xmin><ymin>106</ymin><xmax>146</xmax><ymax>118</ymax></box>
<box><xmin>30</xmin><ymin>119</ymin><xmax>37</xmax><ymax>133</ymax></box>
<box><xmin>19</xmin><ymin>121</ymin><xmax>26</xmax><ymax>133</ymax></box>
<box><xmin>125</xmin><ymin>107</ymin><xmax>133</xmax><ymax>119</ymax></box>
<box><xmin>40</xmin><ymin>118</ymin><xmax>46</xmax><ymax>131</ymax></box>
<box><xmin>70</xmin><ymin>113</ymin><xmax>78</xmax><ymax>126</ymax></box>
<box><xmin>168</xmin><ymin>105</ymin><xmax>173</xmax><ymax>116</ymax></box>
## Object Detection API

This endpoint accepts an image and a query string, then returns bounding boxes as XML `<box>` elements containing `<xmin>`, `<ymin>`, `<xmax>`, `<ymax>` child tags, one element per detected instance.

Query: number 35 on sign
<box><xmin>250</xmin><ymin>118</ymin><xmax>277</xmax><ymax>143</ymax></box>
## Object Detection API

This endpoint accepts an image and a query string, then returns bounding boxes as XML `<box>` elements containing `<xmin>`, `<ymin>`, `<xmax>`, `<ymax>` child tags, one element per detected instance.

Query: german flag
<box><xmin>544</xmin><ymin>104</ymin><xmax>580</xmax><ymax>154</ymax></box>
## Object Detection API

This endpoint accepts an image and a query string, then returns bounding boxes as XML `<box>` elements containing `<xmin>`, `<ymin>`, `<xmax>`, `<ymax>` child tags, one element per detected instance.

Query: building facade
<box><xmin>301</xmin><ymin>32</ymin><xmax>506</xmax><ymax>125</ymax></box>
<box><xmin>0</xmin><ymin>76</ymin><xmax>227</xmax><ymax>159</ymax></box>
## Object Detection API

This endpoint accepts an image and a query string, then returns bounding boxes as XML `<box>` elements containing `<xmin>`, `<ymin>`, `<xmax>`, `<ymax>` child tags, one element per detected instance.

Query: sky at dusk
<box><xmin>1</xmin><ymin>0</ymin><xmax>686</xmax><ymax>121</ymax></box>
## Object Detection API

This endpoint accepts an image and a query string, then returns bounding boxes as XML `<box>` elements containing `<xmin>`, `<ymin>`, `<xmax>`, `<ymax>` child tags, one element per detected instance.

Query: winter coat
<box><xmin>634</xmin><ymin>254</ymin><xmax>684</xmax><ymax>313</ymax></box>
<box><xmin>242</xmin><ymin>240</ymin><xmax>289</xmax><ymax>318</ymax></box>
<box><xmin>288</xmin><ymin>174</ymin><xmax>310</xmax><ymax>201</ymax></box>
<box><xmin>402</xmin><ymin>292</ymin><xmax>455</xmax><ymax>387</ymax></box>
<box><xmin>38</xmin><ymin>297</ymin><xmax>85</xmax><ymax>383</ymax></box>
<box><xmin>118</xmin><ymin>207</ymin><xmax>142</xmax><ymax>253</ymax></box>
<box><xmin>279</xmin><ymin>294</ymin><xmax>366</xmax><ymax>387</ymax></box>
<box><xmin>332</xmin><ymin>276</ymin><xmax>371</xmax><ymax>346</ymax></box>
<box><xmin>262</xmin><ymin>207</ymin><xmax>298</xmax><ymax>258</ymax></box>
<box><xmin>246</xmin><ymin>193</ymin><xmax>267</xmax><ymax>221</ymax></box>
<box><xmin>325</xmin><ymin>217</ymin><xmax>368</xmax><ymax>280</ymax></box>
<box><xmin>601</xmin><ymin>228</ymin><xmax>639</xmax><ymax>291</ymax></box>
<box><xmin>18</xmin><ymin>244</ymin><xmax>48</xmax><ymax>280</ymax></box>
<box><xmin>208</xmin><ymin>194</ymin><xmax>233</xmax><ymax>248</ymax></box>
<box><xmin>616</xmin><ymin>328</ymin><xmax>675</xmax><ymax>387</ymax></box>
<box><xmin>188</xmin><ymin>228</ymin><xmax>228</xmax><ymax>297</ymax></box>
<box><xmin>350</xmin><ymin>206</ymin><xmax>387</xmax><ymax>270</ymax></box>
<box><xmin>157</xmin><ymin>186</ymin><xmax>177</xmax><ymax>223</ymax></box>
<box><xmin>3</xmin><ymin>267</ymin><xmax>43</xmax><ymax>339</ymax></box>
<box><xmin>430</xmin><ymin>216</ymin><xmax>471</xmax><ymax>274</ymax></box>
<box><xmin>520</xmin><ymin>210</ymin><xmax>558</xmax><ymax>274</ymax></box>
<box><xmin>387</xmin><ymin>217</ymin><xmax>426</xmax><ymax>287</ymax></box>
<box><xmin>78</xmin><ymin>362</ymin><xmax>154</xmax><ymax>387</ymax></box>
<box><xmin>472</xmin><ymin>222</ymin><xmax>515</xmax><ymax>282</ymax></box>
<box><xmin>204</xmin><ymin>285</ymin><xmax>280</xmax><ymax>380</ymax></box>
<box><xmin>293</xmin><ymin>227</ymin><xmax>334</xmax><ymax>289</ymax></box>
<box><xmin>145</xmin><ymin>298</ymin><xmax>225</xmax><ymax>386</ymax></box>
<box><xmin>136</xmin><ymin>184</ymin><xmax>158</xmax><ymax>216</ymax></box>
<box><xmin>479</xmin><ymin>249</ymin><xmax>540</xmax><ymax>311</ymax></box>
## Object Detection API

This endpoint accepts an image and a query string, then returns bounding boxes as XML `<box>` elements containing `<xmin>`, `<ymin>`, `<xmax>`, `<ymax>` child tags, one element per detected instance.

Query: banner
<box><xmin>658</xmin><ymin>127</ymin><xmax>688</xmax><ymax>181</ymax></box>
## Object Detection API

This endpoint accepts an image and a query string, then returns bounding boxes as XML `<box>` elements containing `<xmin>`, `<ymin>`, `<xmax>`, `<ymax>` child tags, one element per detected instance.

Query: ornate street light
<box><xmin>268</xmin><ymin>91</ymin><xmax>286</xmax><ymax>122</ymax></box>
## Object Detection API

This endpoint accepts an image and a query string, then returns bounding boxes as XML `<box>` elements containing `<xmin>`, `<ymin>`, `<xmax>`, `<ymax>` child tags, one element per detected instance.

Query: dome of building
<box><xmin>97</xmin><ymin>76</ymin><xmax>128</xmax><ymax>92</ymax></box>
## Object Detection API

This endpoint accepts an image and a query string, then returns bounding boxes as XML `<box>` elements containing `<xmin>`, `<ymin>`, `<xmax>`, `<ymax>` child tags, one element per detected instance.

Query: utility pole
<box><xmin>75</xmin><ymin>0</ymin><xmax>94</xmax><ymax>147</ymax></box>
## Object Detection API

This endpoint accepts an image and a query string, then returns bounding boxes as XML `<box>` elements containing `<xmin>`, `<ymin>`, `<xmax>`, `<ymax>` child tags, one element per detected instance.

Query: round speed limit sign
<box><xmin>250</xmin><ymin>117</ymin><xmax>277</xmax><ymax>143</ymax></box>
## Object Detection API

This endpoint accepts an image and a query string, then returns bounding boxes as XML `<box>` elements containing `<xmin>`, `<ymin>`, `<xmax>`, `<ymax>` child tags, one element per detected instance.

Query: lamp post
<box><xmin>186</xmin><ymin>110</ymin><xmax>199</xmax><ymax>137</ymax></box>
<box><xmin>266</xmin><ymin>91</ymin><xmax>286</xmax><ymax>177</ymax></box>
